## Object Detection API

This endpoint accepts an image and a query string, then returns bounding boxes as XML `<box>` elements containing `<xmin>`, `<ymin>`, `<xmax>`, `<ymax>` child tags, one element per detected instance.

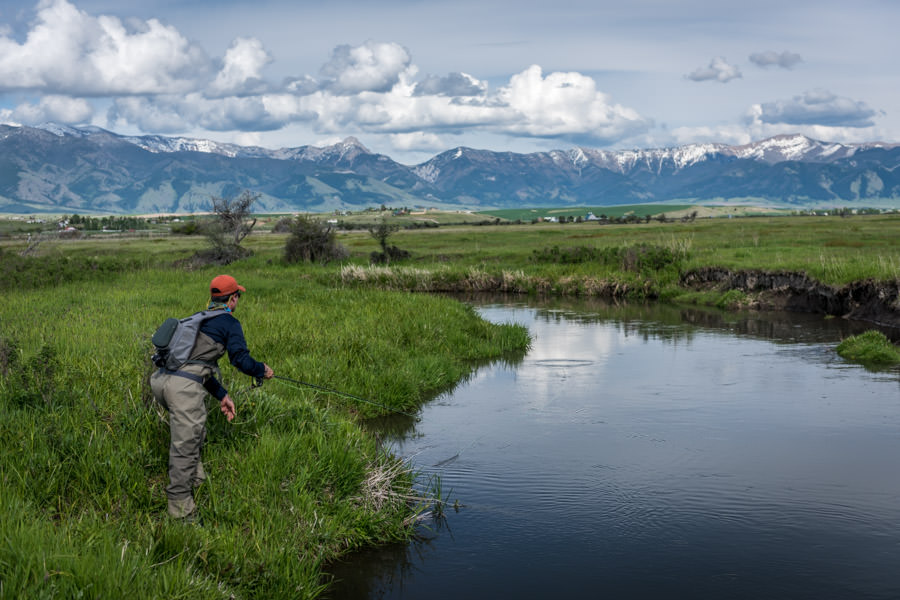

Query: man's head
<box><xmin>209</xmin><ymin>274</ymin><xmax>246</xmax><ymax>303</ymax></box>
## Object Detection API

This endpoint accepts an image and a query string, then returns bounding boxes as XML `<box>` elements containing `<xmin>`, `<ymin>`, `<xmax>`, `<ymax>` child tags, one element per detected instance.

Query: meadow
<box><xmin>1</xmin><ymin>211</ymin><xmax>899</xmax><ymax>597</ymax></box>
<box><xmin>0</xmin><ymin>255</ymin><xmax>529</xmax><ymax>598</ymax></box>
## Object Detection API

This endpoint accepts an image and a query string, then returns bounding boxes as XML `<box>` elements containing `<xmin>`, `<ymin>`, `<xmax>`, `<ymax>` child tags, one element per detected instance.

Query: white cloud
<box><xmin>209</xmin><ymin>37</ymin><xmax>272</xmax><ymax>97</ymax></box>
<box><xmin>108</xmin><ymin>93</ymin><xmax>304</xmax><ymax>132</ymax></box>
<box><xmin>102</xmin><ymin>60</ymin><xmax>649</xmax><ymax>151</ymax></box>
<box><xmin>388</xmin><ymin>131</ymin><xmax>447</xmax><ymax>152</ymax></box>
<box><xmin>495</xmin><ymin>65</ymin><xmax>649</xmax><ymax>142</ymax></box>
<box><xmin>751</xmin><ymin>89</ymin><xmax>880</xmax><ymax>128</ymax></box>
<box><xmin>1</xmin><ymin>94</ymin><xmax>93</xmax><ymax>125</ymax></box>
<box><xmin>749</xmin><ymin>50</ymin><xmax>802</xmax><ymax>69</ymax></box>
<box><xmin>413</xmin><ymin>72</ymin><xmax>487</xmax><ymax>97</ymax></box>
<box><xmin>319</xmin><ymin>40</ymin><xmax>412</xmax><ymax>95</ymax></box>
<box><xmin>686</xmin><ymin>57</ymin><xmax>742</xmax><ymax>83</ymax></box>
<box><xmin>0</xmin><ymin>0</ymin><xmax>210</xmax><ymax>95</ymax></box>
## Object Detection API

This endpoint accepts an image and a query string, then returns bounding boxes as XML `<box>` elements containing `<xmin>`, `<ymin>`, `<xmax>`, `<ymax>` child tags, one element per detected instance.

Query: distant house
<box><xmin>585</xmin><ymin>212</ymin><xmax>600</xmax><ymax>221</ymax></box>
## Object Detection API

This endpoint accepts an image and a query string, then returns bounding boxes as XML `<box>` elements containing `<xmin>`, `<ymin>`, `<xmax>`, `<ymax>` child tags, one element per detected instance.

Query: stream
<box><xmin>327</xmin><ymin>298</ymin><xmax>900</xmax><ymax>599</ymax></box>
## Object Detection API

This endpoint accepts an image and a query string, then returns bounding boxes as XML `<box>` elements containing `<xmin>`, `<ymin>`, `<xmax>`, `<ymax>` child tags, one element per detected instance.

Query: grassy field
<box><xmin>330</xmin><ymin>214</ymin><xmax>900</xmax><ymax>287</ymax></box>
<box><xmin>0</xmin><ymin>257</ymin><xmax>529</xmax><ymax>598</ymax></box>
<box><xmin>2</xmin><ymin>211</ymin><xmax>899</xmax><ymax>597</ymax></box>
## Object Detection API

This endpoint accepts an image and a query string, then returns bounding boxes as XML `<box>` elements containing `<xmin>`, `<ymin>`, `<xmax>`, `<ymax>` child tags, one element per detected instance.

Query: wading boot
<box><xmin>193</xmin><ymin>461</ymin><xmax>206</xmax><ymax>488</ymax></box>
<box><xmin>168</xmin><ymin>495</ymin><xmax>198</xmax><ymax>523</ymax></box>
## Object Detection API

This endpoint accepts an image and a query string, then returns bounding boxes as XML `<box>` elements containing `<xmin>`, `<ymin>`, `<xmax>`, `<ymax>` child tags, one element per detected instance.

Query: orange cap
<box><xmin>209</xmin><ymin>274</ymin><xmax>246</xmax><ymax>296</ymax></box>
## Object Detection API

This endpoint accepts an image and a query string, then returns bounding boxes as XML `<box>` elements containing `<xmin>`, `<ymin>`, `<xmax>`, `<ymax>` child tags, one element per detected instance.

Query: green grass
<box><xmin>0</xmin><ymin>261</ymin><xmax>529</xmax><ymax>598</ymax></box>
<box><xmin>351</xmin><ymin>214</ymin><xmax>900</xmax><ymax>286</ymax></box>
<box><xmin>2</xmin><ymin>211</ymin><xmax>898</xmax><ymax>597</ymax></box>
<box><xmin>477</xmin><ymin>204</ymin><xmax>695</xmax><ymax>221</ymax></box>
<box><xmin>836</xmin><ymin>330</ymin><xmax>900</xmax><ymax>366</ymax></box>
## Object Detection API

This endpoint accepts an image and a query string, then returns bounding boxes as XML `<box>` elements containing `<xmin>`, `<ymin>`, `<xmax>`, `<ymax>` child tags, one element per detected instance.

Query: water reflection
<box><xmin>327</xmin><ymin>298</ymin><xmax>900</xmax><ymax>600</ymax></box>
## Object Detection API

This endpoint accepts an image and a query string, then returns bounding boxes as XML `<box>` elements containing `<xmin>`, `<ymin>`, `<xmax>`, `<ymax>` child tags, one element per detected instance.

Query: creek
<box><xmin>326</xmin><ymin>298</ymin><xmax>900</xmax><ymax>599</ymax></box>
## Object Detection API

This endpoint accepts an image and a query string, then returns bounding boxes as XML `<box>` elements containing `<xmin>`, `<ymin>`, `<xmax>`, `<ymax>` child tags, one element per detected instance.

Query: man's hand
<box><xmin>263</xmin><ymin>363</ymin><xmax>274</xmax><ymax>379</ymax></box>
<box><xmin>220</xmin><ymin>394</ymin><xmax>236</xmax><ymax>422</ymax></box>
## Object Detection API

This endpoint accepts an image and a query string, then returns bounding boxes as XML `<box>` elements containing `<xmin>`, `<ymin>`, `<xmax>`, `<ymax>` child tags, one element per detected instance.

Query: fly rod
<box><xmin>255</xmin><ymin>374</ymin><xmax>418</xmax><ymax>418</ymax></box>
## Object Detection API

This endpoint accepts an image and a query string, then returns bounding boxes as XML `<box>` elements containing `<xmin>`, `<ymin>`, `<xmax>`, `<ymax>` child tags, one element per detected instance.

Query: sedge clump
<box><xmin>836</xmin><ymin>330</ymin><xmax>900</xmax><ymax>366</ymax></box>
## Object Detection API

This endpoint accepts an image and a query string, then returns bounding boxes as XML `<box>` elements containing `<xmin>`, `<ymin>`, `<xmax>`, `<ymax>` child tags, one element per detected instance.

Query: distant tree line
<box><xmin>65</xmin><ymin>214</ymin><xmax>149</xmax><ymax>231</ymax></box>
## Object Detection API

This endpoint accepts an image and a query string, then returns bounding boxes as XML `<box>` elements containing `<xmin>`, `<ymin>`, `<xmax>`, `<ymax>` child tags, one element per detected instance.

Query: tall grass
<box><xmin>0</xmin><ymin>262</ymin><xmax>529</xmax><ymax>598</ymax></box>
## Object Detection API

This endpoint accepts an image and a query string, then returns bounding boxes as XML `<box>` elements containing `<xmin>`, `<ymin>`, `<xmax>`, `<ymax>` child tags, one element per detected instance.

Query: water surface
<box><xmin>328</xmin><ymin>300</ymin><xmax>900</xmax><ymax>599</ymax></box>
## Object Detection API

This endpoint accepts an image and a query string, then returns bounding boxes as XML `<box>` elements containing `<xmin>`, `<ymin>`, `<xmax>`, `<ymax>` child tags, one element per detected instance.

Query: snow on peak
<box><xmin>35</xmin><ymin>123</ymin><xmax>91</xmax><ymax>137</ymax></box>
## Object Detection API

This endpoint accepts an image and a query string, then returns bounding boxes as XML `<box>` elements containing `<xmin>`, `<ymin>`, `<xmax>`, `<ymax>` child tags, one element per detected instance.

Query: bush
<box><xmin>171</xmin><ymin>220</ymin><xmax>202</xmax><ymax>235</ymax></box>
<box><xmin>283</xmin><ymin>215</ymin><xmax>348</xmax><ymax>264</ymax></box>
<box><xmin>531</xmin><ymin>243</ymin><xmax>687</xmax><ymax>272</ymax></box>
<box><xmin>370</xmin><ymin>245</ymin><xmax>411</xmax><ymax>265</ymax></box>
<box><xmin>271</xmin><ymin>217</ymin><xmax>293</xmax><ymax>233</ymax></box>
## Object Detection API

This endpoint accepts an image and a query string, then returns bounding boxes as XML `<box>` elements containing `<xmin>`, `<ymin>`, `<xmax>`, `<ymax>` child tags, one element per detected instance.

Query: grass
<box><xmin>477</xmin><ymin>204</ymin><xmax>695</xmax><ymax>221</ymax></box>
<box><xmin>1</xmin><ymin>210</ymin><xmax>898</xmax><ymax>597</ymax></box>
<box><xmin>836</xmin><ymin>330</ymin><xmax>900</xmax><ymax>366</ymax></box>
<box><xmin>0</xmin><ymin>260</ymin><xmax>530</xmax><ymax>598</ymax></box>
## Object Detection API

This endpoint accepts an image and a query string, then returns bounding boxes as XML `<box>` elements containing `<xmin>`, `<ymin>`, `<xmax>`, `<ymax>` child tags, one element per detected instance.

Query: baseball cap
<box><xmin>209</xmin><ymin>274</ymin><xmax>246</xmax><ymax>296</ymax></box>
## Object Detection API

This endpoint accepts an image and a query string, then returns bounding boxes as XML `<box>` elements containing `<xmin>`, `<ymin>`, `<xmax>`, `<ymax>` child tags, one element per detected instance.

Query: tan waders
<box><xmin>150</xmin><ymin>361</ymin><xmax>217</xmax><ymax>521</ymax></box>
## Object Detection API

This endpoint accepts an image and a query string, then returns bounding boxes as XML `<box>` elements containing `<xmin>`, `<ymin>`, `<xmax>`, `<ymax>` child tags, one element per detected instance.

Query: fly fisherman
<box><xmin>150</xmin><ymin>274</ymin><xmax>274</xmax><ymax>521</ymax></box>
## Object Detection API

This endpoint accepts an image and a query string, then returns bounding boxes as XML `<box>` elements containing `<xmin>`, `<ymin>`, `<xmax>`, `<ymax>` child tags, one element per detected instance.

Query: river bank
<box><xmin>680</xmin><ymin>267</ymin><xmax>900</xmax><ymax>331</ymax></box>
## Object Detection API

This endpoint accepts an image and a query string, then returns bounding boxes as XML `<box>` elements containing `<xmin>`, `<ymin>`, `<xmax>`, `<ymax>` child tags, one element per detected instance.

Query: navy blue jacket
<box><xmin>199</xmin><ymin>312</ymin><xmax>266</xmax><ymax>399</ymax></box>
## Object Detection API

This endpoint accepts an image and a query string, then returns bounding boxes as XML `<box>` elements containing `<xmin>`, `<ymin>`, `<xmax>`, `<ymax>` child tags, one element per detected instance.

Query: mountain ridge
<box><xmin>0</xmin><ymin>124</ymin><xmax>897</xmax><ymax>214</ymax></box>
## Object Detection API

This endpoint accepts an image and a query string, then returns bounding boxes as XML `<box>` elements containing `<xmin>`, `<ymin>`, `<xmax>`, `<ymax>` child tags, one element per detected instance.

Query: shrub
<box><xmin>531</xmin><ymin>243</ymin><xmax>687</xmax><ymax>272</ymax></box>
<box><xmin>283</xmin><ymin>215</ymin><xmax>348</xmax><ymax>264</ymax></box>
<box><xmin>171</xmin><ymin>220</ymin><xmax>202</xmax><ymax>235</ymax></box>
<box><xmin>271</xmin><ymin>217</ymin><xmax>293</xmax><ymax>233</ymax></box>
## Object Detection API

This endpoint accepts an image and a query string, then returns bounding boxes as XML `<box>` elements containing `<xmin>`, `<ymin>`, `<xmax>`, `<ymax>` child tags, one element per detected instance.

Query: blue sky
<box><xmin>0</xmin><ymin>0</ymin><xmax>896</xmax><ymax>163</ymax></box>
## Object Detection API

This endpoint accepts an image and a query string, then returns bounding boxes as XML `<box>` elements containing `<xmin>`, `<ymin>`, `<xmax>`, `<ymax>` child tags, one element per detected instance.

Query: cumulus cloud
<box><xmin>0</xmin><ymin>0</ymin><xmax>210</xmax><ymax>95</ymax></box>
<box><xmin>413</xmin><ymin>73</ymin><xmax>487</xmax><ymax>97</ymax></box>
<box><xmin>108</xmin><ymin>93</ymin><xmax>303</xmax><ymax>132</ymax></box>
<box><xmin>686</xmin><ymin>57</ymin><xmax>742</xmax><ymax>83</ymax></box>
<box><xmin>319</xmin><ymin>40</ymin><xmax>412</xmax><ymax>95</ymax></box>
<box><xmin>751</xmin><ymin>89</ymin><xmax>880</xmax><ymax>128</ymax></box>
<box><xmin>749</xmin><ymin>50</ymin><xmax>802</xmax><ymax>69</ymax></box>
<box><xmin>3</xmin><ymin>94</ymin><xmax>93</xmax><ymax>125</ymax></box>
<box><xmin>0</xmin><ymin>3</ymin><xmax>653</xmax><ymax>153</ymax></box>
<box><xmin>209</xmin><ymin>37</ymin><xmax>272</xmax><ymax>97</ymax></box>
<box><xmin>495</xmin><ymin>65</ymin><xmax>649</xmax><ymax>142</ymax></box>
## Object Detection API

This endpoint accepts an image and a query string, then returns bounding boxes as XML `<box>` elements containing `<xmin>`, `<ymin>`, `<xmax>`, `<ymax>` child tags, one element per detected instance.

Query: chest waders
<box><xmin>149</xmin><ymin>309</ymin><xmax>228</xmax><ymax>519</ymax></box>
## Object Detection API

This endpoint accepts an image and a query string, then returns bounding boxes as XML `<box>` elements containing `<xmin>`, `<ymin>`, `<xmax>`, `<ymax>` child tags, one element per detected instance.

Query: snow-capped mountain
<box><xmin>2</xmin><ymin>124</ymin><xmax>898</xmax><ymax>214</ymax></box>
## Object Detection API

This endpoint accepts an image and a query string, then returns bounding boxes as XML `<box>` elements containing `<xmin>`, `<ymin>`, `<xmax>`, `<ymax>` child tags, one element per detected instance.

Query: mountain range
<box><xmin>1</xmin><ymin>123</ymin><xmax>898</xmax><ymax>214</ymax></box>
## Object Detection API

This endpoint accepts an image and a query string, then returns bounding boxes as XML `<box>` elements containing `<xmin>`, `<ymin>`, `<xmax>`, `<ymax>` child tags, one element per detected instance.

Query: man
<box><xmin>150</xmin><ymin>274</ymin><xmax>274</xmax><ymax>520</ymax></box>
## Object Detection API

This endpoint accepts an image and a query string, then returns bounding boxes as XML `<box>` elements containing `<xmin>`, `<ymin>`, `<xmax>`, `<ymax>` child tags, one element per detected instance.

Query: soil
<box><xmin>680</xmin><ymin>268</ymin><xmax>900</xmax><ymax>332</ymax></box>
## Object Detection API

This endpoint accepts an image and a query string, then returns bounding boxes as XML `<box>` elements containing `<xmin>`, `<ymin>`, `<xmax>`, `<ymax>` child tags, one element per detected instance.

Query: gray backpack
<box><xmin>151</xmin><ymin>310</ymin><xmax>221</xmax><ymax>371</ymax></box>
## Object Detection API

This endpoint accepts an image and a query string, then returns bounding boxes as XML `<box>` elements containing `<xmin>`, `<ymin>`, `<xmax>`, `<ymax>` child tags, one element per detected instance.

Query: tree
<box><xmin>211</xmin><ymin>190</ymin><xmax>258</xmax><ymax>246</ymax></box>
<box><xmin>368</xmin><ymin>218</ymin><xmax>409</xmax><ymax>264</ymax></box>
<box><xmin>197</xmin><ymin>190</ymin><xmax>259</xmax><ymax>265</ymax></box>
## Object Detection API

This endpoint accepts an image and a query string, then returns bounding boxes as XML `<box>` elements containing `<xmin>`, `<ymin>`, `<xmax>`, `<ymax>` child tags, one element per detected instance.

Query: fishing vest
<box><xmin>152</xmin><ymin>310</ymin><xmax>226</xmax><ymax>371</ymax></box>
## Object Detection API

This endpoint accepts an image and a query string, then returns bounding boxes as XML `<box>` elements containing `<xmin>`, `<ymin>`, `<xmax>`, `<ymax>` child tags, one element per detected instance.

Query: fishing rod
<box><xmin>254</xmin><ymin>374</ymin><xmax>418</xmax><ymax>418</ymax></box>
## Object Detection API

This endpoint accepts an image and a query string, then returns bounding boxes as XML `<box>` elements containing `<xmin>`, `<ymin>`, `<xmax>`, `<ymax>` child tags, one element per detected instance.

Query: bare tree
<box><xmin>211</xmin><ymin>190</ymin><xmax>259</xmax><ymax>246</ymax></box>
<box><xmin>195</xmin><ymin>190</ymin><xmax>260</xmax><ymax>265</ymax></box>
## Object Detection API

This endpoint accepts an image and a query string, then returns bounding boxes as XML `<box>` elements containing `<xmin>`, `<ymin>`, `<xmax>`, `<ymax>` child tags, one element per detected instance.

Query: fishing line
<box><xmin>266</xmin><ymin>374</ymin><xmax>418</xmax><ymax>418</ymax></box>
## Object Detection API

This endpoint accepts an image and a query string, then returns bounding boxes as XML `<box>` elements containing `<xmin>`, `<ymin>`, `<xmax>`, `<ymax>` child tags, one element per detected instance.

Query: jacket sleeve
<box><xmin>203</xmin><ymin>377</ymin><xmax>227</xmax><ymax>401</ymax></box>
<box><xmin>225</xmin><ymin>318</ymin><xmax>266</xmax><ymax>378</ymax></box>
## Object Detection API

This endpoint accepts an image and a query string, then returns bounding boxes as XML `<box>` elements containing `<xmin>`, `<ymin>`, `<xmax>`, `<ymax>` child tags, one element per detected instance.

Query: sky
<box><xmin>0</xmin><ymin>0</ymin><xmax>897</xmax><ymax>164</ymax></box>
